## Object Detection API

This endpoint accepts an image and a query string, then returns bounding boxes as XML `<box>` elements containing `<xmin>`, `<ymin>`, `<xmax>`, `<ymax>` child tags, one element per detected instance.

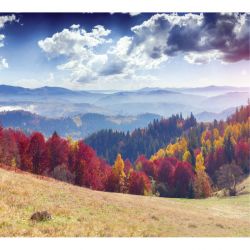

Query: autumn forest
<box><xmin>0</xmin><ymin>12</ymin><xmax>250</xmax><ymax>239</ymax></box>
<box><xmin>0</xmin><ymin>104</ymin><xmax>249</xmax><ymax>198</ymax></box>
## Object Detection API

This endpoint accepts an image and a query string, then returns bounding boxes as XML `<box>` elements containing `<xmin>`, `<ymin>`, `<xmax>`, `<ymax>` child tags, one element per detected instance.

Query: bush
<box><xmin>193</xmin><ymin>170</ymin><xmax>212</xmax><ymax>198</ymax></box>
<box><xmin>128</xmin><ymin>171</ymin><xmax>151</xmax><ymax>195</ymax></box>
<box><xmin>216</xmin><ymin>162</ymin><xmax>243</xmax><ymax>196</ymax></box>
<box><xmin>51</xmin><ymin>164</ymin><xmax>75</xmax><ymax>184</ymax></box>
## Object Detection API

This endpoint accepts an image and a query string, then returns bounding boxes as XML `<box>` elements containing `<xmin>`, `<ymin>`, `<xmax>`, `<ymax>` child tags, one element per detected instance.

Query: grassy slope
<box><xmin>0</xmin><ymin>167</ymin><xmax>249</xmax><ymax>237</ymax></box>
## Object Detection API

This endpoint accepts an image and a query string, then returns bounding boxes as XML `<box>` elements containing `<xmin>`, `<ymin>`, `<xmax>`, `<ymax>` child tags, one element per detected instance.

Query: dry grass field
<box><xmin>0</xmin><ymin>167</ymin><xmax>249</xmax><ymax>237</ymax></box>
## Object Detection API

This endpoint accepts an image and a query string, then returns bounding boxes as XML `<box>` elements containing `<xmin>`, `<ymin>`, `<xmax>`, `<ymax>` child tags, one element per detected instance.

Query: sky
<box><xmin>0</xmin><ymin>12</ymin><xmax>249</xmax><ymax>90</ymax></box>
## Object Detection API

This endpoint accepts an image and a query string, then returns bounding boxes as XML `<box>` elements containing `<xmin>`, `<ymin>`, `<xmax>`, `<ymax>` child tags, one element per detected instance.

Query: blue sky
<box><xmin>0</xmin><ymin>13</ymin><xmax>249</xmax><ymax>90</ymax></box>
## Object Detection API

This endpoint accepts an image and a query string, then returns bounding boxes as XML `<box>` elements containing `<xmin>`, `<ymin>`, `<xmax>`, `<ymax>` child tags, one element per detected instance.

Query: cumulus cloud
<box><xmin>0</xmin><ymin>14</ymin><xmax>18</xmax><ymax>70</ymax></box>
<box><xmin>0</xmin><ymin>14</ymin><xmax>18</xmax><ymax>47</ymax></box>
<box><xmin>100</xmin><ymin>35</ymin><xmax>167</xmax><ymax>78</ymax></box>
<box><xmin>38</xmin><ymin>13</ymin><xmax>250</xmax><ymax>84</ymax></box>
<box><xmin>0</xmin><ymin>14</ymin><xmax>17</xmax><ymax>29</ymax></box>
<box><xmin>129</xmin><ymin>13</ymin><xmax>250</xmax><ymax>64</ymax></box>
<box><xmin>184</xmin><ymin>50</ymin><xmax>223</xmax><ymax>65</ymax></box>
<box><xmin>38</xmin><ymin>25</ymin><xmax>111</xmax><ymax>58</ymax></box>
<box><xmin>38</xmin><ymin>24</ymin><xmax>112</xmax><ymax>83</ymax></box>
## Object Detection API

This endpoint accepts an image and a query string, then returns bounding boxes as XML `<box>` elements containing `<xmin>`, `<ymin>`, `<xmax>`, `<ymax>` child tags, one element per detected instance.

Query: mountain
<box><xmin>0</xmin><ymin>84</ymin><xmax>75</xmax><ymax>95</ymax></box>
<box><xmin>180</xmin><ymin>85</ymin><xmax>249</xmax><ymax>92</ymax></box>
<box><xmin>167</xmin><ymin>85</ymin><xmax>250</xmax><ymax>97</ymax></box>
<box><xmin>104</xmin><ymin>102</ymin><xmax>201</xmax><ymax>117</ymax></box>
<box><xmin>0</xmin><ymin>110</ymin><xmax>161</xmax><ymax>138</ymax></box>
<box><xmin>0</xmin><ymin>84</ymin><xmax>107</xmax><ymax>104</ymax></box>
<box><xmin>0</xmin><ymin>84</ymin><xmax>249</xmax><ymax>119</ymax></box>
<box><xmin>196</xmin><ymin>107</ymin><xmax>237</xmax><ymax>122</ymax></box>
<box><xmin>138</xmin><ymin>85</ymin><xmax>249</xmax><ymax>96</ymax></box>
<box><xmin>0</xmin><ymin>101</ymin><xmax>112</xmax><ymax>118</ymax></box>
<box><xmin>96</xmin><ymin>89</ymin><xmax>206</xmax><ymax>106</ymax></box>
<box><xmin>201</xmin><ymin>92</ymin><xmax>249</xmax><ymax>112</ymax></box>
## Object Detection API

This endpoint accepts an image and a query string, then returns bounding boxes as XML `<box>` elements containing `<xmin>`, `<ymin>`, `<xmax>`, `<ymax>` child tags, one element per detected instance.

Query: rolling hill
<box><xmin>201</xmin><ymin>92</ymin><xmax>250</xmax><ymax>112</ymax></box>
<box><xmin>195</xmin><ymin>107</ymin><xmax>237</xmax><ymax>122</ymax></box>
<box><xmin>175</xmin><ymin>85</ymin><xmax>250</xmax><ymax>96</ymax></box>
<box><xmin>0</xmin><ymin>167</ymin><xmax>249</xmax><ymax>237</ymax></box>
<box><xmin>0</xmin><ymin>110</ymin><xmax>160</xmax><ymax>138</ymax></box>
<box><xmin>1</xmin><ymin>84</ymin><xmax>249</xmax><ymax>119</ymax></box>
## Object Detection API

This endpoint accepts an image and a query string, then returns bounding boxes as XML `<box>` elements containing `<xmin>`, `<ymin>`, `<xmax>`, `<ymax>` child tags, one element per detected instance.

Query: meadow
<box><xmin>0</xmin><ymin>167</ymin><xmax>249</xmax><ymax>237</ymax></box>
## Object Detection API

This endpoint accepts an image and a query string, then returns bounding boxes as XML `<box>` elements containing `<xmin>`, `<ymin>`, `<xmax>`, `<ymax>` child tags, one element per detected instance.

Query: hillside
<box><xmin>0</xmin><ymin>167</ymin><xmax>249</xmax><ymax>237</ymax></box>
<box><xmin>0</xmin><ymin>110</ymin><xmax>160</xmax><ymax>139</ymax></box>
<box><xmin>195</xmin><ymin>107</ymin><xmax>236</xmax><ymax>122</ymax></box>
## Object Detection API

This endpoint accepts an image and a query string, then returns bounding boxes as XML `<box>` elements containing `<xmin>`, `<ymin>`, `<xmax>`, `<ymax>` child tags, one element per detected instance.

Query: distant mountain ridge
<box><xmin>0</xmin><ymin>110</ymin><xmax>161</xmax><ymax>139</ymax></box>
<box><xmin>0</xmin><ymin>84</ymin><xmax>249</xmax><ymax>119</ymax></box>
<box><xmin>196</xmin><ymin>107</ymin><xmax>237</xmax><ymax>122</ymax></box>
<box><xmin>1</xmin><ymin>84</ymin><xmax>248</xmax><ymax>96</ymax></box>
<box><xmin>0</xmin><ymin>84</ymin><xmax>91</xmax><ymax>95</ymax></box>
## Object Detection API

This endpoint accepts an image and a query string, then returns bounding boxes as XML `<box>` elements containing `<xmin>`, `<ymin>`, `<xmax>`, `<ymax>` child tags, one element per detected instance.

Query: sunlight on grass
<box><xmin>0</xmin><ymin>168</ymin><xmax>249</xmax><ymax>237</ymax></box>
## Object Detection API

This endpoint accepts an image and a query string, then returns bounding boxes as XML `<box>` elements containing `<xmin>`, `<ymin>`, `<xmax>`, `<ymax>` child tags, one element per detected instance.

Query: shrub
<box><xmin>193</xmin><ymin>170</ymin><xmax>212</xmax><ymax>198</ymax></box>
<box><xmin>216</xmin><ymin>162</ymin><xmax>243</xmax><ymax>196</ymax></box>
<box><xmin>51</xmin><ymin>164</ymin><xmax>75</xmax><ymax>184</ymax></box>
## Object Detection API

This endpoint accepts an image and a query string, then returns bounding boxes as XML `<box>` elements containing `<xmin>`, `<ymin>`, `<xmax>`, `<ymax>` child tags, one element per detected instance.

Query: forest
<box><xmin>0</xmin><ymin>104</ymin><xmax>249</xmax><ymax>198</ymax></box>
<box><xmin>85</xmin><ymin>113</ymin><xmax>197</xmax><ymax>163</ymax></box>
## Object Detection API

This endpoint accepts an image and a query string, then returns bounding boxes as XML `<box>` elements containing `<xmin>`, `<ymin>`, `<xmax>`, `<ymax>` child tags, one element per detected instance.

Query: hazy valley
<box><xmin>0</xmin><ymin>84</ymin><xmax>249</xmax><ymax>138</ymax></box>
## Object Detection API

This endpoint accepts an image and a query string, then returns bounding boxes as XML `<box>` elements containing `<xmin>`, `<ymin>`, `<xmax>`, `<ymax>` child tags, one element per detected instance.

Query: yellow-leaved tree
<box><xmin>194</xmin><ymin>152</ymin><xmax>212</xmax><ymax>198</ymax></box>
<box><xmin>195</xmin><ymin>152</ymin><xmax>205</xmax><ymax>172</ymax></box>
<box><xmin>182</xmin><ymin>150</ymin><xmax>191</xmax><ymax>163</ymax></box>
<box><xmin>113</xmin><ymin>153</ymin><xmax>125</xmax><ymax>178</ymax></box>
<box><xmin>113</xmin><ymin>153</ymin><xmax>126</xmax><ymax>192</ymax></box>
<box><xmin>150</xmin><ymin>148</ymin><xmax>165</xmax><ymax>161</ymax></box>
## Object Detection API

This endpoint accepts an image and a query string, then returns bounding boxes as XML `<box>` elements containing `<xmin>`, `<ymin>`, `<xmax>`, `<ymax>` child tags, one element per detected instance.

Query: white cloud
<box><xmin>129</xmin><ymin>13</ymin><xmax>250</xmax><ymax>64</ymax></box>
<box><xmin>38</xmin><ymin>13</ymin><xmax>250</xmax><ymax>86</ymax></box>
<box><xmin>0</xmin><ymin>105</ymin><xmax>36</xmax><ymax>113</ymax></box>
<box><xmin>129</xmin><ymin>12</ymin><xmax>141</xmax><ymax>17</ymax></box>
<box><xmin>38</xmin><ymin>22</ymin><xmax>168</xmax><ymax>85</ymax></box>
<box><xmin>184</xmin><ymin>50</ymin><xmax>223</xmax><ymax>65</ymax></box>
<box><xmin>0</xmin><ymin>57</ymin><xmax>8</xmax><ymax>69</ymax></box>
<box><xmin>0</xmin><ymin>14</ymin><xmax>18</xmax><ymax>48</ymax></box>
<box><xmin>39</xmin><ymin>24</ymin><xmax>112</xmax><ymax>83</ymax></box>
<box><xmin>100</xmin><ymin>34</ymin><xmax>167</xmax><ymax>78</ymax></box>
<box><xmin>0</xmin><ymin>14</ymin><xmax>18</xmax><ymax>70</ymax></box>
<box><xmin>38</xmin><ymin>25</ymin><xmax>111</xmax><ymax>58</ymax></box>
<box><xmin>0</xmin><ymin>14</ymin><xmax>17</xmax><ymax>29</ymax></box>
<box><xmin>70</xmin><ymin>24</ymin><xmax>80</xmax><ymax>29</ymax></box>
<box><xmin>0</xmin><ymin>34</ymin><xmax>5</xmax><ymax>48</ymax></box>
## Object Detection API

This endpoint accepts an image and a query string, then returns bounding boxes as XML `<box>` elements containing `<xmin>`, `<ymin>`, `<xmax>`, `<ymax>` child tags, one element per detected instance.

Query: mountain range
<box><xmin>0</xmin><ymin>84</ymin><xmax>249</xmax><ymax>137</ymax></box>
<box><xmin>0</xmin><ymin>110</ymin><xmax>160</xmax><ymax>138</ymax></box>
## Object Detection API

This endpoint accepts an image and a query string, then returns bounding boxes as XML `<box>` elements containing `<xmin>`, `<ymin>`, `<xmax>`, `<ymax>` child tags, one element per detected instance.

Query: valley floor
<box><xmin>0</xmin><ymin>167</ymin><xmax>249</xmax><ymax>237</ymax></box>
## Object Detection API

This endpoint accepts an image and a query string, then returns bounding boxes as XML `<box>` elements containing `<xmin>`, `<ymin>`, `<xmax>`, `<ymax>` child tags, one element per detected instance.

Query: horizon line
<box><xmin>0</xmin><ymin>83</ymin><xmax>249</xmax><ymax>92</ymax></box>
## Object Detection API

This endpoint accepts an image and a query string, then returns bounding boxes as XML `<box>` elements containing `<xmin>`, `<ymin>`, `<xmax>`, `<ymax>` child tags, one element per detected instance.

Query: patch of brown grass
<box><xmin>0</xmin><ymin>167</ymin><xmax>250</xmax><ymax>237</ymax></box>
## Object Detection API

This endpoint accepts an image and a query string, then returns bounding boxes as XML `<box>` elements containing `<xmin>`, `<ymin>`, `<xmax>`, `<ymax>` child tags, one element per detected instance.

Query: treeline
<box><xmin>145</xmin><ymin>103</ymin><xmax>249</xmax><ymax>197</ymax></box>
<box><xmin>0</xmin><ymin>126</ymin><xmax>198</xmax><ymax>197</ymax></box>
<box><xmin>0</xmin><ymin>104</ymin><xmax>249</xmax><ymax>198</ymax></box>
<box><xmin>0</xmin><ymin>129</ymin><xmax>107</xmax><ymax>190</ymax></box>
<box><xmin>85</xmin><ymin>113</ymin><xmax>197</xmax><ymax>164</ymax></box>
<box><xmin>0</xmin><ymin>128</ymin><xmax>153</xmax><ymax>195</ymax></box>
